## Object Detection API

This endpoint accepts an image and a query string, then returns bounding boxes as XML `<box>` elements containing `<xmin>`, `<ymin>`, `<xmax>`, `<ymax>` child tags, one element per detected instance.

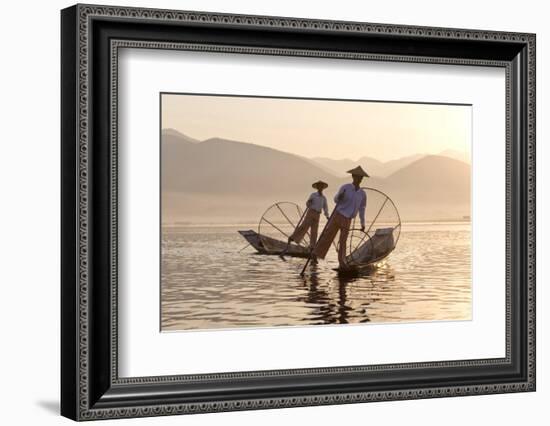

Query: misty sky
<box><xmin>161</xmin><ymin>93</ymin><xmax>471</xmax><ymax>162</ymax></box>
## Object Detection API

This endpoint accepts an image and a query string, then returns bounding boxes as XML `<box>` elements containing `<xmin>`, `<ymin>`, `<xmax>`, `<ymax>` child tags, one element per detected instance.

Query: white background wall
<box><xmin>0</xmin><ymin>0</ymin><xmax>546</xmax><ymax>424</ymax></box>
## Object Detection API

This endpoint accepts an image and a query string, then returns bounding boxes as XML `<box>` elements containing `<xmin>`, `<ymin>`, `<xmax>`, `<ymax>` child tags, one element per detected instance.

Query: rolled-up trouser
<box><xmin>312</xmin><ymin>211</ymin><xmax>351</xmax><ymax>264</ymax></box>
<box><xmin>289</xmin><ymin>209</ymin><xmax>320</xmax><ymax>248</ymax></box>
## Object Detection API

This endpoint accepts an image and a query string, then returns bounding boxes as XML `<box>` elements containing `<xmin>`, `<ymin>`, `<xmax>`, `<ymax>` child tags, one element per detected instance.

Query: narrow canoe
<box><xmin>238</xmin><ymin>230</ymin><xmax>310</xmax><ymax>258</ymax></box>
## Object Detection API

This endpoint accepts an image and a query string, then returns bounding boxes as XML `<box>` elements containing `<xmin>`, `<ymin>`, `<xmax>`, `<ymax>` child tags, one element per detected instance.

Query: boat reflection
<box><xmin>295</xmin><ymin>262</ymin><xmax>396</xmax><ymax>325</ymax></box>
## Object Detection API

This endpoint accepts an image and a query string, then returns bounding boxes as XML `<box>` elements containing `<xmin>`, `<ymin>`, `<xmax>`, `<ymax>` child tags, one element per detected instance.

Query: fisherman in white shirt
<box><xmin>313</xmin><ymin>166</ymin><xmax>368</xmax><ymax>268</ymax></box>
<box><xmin>283</xmin><ymin>181</ymin><xmax>330</xmax><ymax>255</ymax></box>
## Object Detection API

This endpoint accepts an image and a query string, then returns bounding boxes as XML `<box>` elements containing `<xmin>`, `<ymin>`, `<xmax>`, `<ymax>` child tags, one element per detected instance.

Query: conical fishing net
<box><xmin>258</xmin><ymin>202</ymin><xmax>311</xmax><ymax>252</ymax></box>
<box><xmin>343</xmin><ymin>187</ymin><xmax>401</xmax><ymax>267</ymax></box>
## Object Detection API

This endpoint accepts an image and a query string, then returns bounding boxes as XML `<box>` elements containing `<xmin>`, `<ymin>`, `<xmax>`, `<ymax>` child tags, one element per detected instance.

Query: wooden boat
<box><xmin>345</xmin><ymin>227</ymin><xmax>396</xmax><ymax>264</ymax></box>
<box><xmin>239</xmin><ymin>189</ymin><xmax>401</xmax><ymax>270</ymax></box>
<box><xmin>239</xmin><ymin>225</ymin><xmax>398</xmax><ymax>264</ymax></box>
<box><xmin>238</xmin><ymin>230</ymin><xmax>310</xmax><ymax>258</ymax></box>
<box><xmin>333</xmin><ymin>227</ymin><xmax>397</xmax><ymax>273</ymax></box>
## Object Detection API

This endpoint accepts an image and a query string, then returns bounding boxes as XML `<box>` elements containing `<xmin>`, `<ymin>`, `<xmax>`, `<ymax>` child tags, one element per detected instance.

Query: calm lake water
<box><xmin>161</xmin><ymin>222</ymin><xmax>471</xmax><ymax>331</ymax></box>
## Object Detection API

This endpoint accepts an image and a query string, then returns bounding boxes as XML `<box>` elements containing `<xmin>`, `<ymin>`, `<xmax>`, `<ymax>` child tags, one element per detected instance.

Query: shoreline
<box><xmin>162</xmin><ymin>218</ymin><xmax>472</xmax><ymax>228</ymax></box>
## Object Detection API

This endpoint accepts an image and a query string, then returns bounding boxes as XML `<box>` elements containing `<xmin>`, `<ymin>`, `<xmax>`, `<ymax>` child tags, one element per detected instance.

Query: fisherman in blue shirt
<box><xmin>313</xmin><ymin>166</ymin><xmax>368</xmax><ymax>268</ymax></box>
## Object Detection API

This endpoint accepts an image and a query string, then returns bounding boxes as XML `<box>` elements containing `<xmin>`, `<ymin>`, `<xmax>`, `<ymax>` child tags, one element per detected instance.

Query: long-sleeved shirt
<box><xmin>306</xmin><ymin>192</ymin><xmax>329</xmax><ymax>217</ymax></box>
<box><xmin>333</xmin><ymin>183</ymin><xmax>367</xmax><ymax>227</ymax></box>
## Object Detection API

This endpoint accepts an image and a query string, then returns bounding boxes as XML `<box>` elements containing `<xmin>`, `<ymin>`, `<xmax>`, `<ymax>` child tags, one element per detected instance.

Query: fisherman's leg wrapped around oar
<box><xmin>312</xmin><ymin>211</ymin><xmax>351</xmax><ymax>259</ymax></box>
<box><xmin>289</xmin><ymin>209</ymin><xmax>320</xmax><ymax>248</ymax></box>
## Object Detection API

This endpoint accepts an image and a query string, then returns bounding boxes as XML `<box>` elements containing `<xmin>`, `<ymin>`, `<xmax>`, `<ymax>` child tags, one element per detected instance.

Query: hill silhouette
<box><xmin>161</xmin><ymin>130</ymin><xmax>470</xmax><ymax>223</ymax></box>
<box><xmin>313</xmin><ymin>154</ymin><xmax>429</xmax><ymax>178</ymax></box>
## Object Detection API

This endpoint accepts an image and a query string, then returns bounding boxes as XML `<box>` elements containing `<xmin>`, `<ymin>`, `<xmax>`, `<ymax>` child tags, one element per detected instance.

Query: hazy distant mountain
<box><xmin>312</xmin><ymin>154</ymin><xmax>423</xmax><ymax>178</ymax></box>
<box><xmin>379</xmin><ymin>155</ymin><xmax>470</xmax><ymax>219</ymax></box>
<box><xmin>161</xmin><ymin>130</ymin><xmax>470</xmax><ymax>222</ymax></box>
<box><xmin>162</xmin><ymin>128</ymin><xmax>200</xmax><ymax>144</ymax></box>
<box><xmin>300</xmin><ymin>157</ymin><xmax>345</xmax><ymax>177</ymax></box>
<box><xmin>438</xmin><ymin>149</ymin><xmax>470</xmax><ymax>164</ymax></box>
<box><xmin>312</xmin><ymin>157</ymin><xmax>382</xmax><ymax>177</ymax></box>
<box><xmin>162</xmin><ymin>130</ymin><xmax>340</xmax><ymax>222</ymax></box>
<box><xmin>162</xmin><ymin>130</ymin><xmax>338</xmax><ymax>197</ymax></box>
<box><xmin>385</xmin><ymin>155</ymin><xmax>470</xmax><ymax>193</ymax></box>
<box><xmin>372</xmin><ymin>154</ymin><xmax>425</xmax><ymax>177</ymax></box>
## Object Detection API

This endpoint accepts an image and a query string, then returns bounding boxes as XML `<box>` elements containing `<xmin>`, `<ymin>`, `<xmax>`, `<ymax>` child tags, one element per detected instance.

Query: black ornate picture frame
<box><xmin>61</xmin><ymin>4</ymin><xmax>536</xmax><ymax>421</ymax></box>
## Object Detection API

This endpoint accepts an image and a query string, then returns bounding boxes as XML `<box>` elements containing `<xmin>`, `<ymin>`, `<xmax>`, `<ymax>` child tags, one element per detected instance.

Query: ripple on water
<box><xmin>160</xmin><ymin>224</ymin><xmax>472</xmax><ymax>331</ymax></box>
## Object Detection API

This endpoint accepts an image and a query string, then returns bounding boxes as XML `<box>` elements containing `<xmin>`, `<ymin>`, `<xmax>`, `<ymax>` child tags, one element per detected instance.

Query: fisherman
<box><xmin>312</xmin><ymin>166</ymin><xmax>368</xmax><ymax>268</ymax></box>
<box><xmin>282</xmin><ymin>181</ymin><xmax>330</xmax><ymax>256</ymax></box>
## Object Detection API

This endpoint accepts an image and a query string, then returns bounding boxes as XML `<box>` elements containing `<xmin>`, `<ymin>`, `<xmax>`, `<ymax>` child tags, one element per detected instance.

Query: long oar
<box><xmin>237</xmin><ymin>242</ymin><xmax>252</xmax><ymax>253</ymax></box>
<box><xmin>300</xmin><ymin>192</ymin><xmax>345</xmax><ymax>276</ymax></box>
<box><xmin>279</xmin><ymin>207</ymin><xmax>309</xmax><ymax>261</ymax></box>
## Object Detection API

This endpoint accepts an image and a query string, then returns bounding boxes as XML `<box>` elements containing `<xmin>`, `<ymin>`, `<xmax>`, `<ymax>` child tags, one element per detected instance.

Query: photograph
<box><xmin>160</xmin><ymin>93</ymin><xmax>472</xmax><ymax>331</ymax></box>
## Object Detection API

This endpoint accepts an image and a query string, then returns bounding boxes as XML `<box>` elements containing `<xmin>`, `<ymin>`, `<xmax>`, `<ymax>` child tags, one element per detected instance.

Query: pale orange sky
<box><xmin>161</xmin><ymin>94</ymin><xmax>471</xmax><ymax>162</ymax></box>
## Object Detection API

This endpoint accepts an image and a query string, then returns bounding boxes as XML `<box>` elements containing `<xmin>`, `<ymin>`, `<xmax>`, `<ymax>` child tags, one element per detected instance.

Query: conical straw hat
<box><xmin>312</xmin><ymin>180</ymin><xmax>329</xmax><ymax>190</ymax></box>
<box><xmin>346</xmin><ymin>165</ymin><xmax>370</xmax><ymax>178</ymax></box>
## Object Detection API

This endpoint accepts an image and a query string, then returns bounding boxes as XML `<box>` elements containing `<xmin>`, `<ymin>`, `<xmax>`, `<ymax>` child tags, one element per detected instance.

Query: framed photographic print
<box><xmin>61</xmin><ymin>4</ymin><xmax>536</xmax><ymax>421</ymax></box>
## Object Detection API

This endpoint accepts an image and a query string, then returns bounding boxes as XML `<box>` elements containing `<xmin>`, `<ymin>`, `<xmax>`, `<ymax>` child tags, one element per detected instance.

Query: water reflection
<box><xmin>161</xmin><ymin>222</ymin><xmax>471</xmax><ymax>331</ymax></box>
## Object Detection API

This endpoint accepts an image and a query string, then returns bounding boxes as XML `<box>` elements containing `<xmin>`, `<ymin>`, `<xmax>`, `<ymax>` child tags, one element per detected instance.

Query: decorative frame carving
<box><xmin>61</xmin><ymin>4</ymin><xmax>535</xmax><ymax>421</ymax></box>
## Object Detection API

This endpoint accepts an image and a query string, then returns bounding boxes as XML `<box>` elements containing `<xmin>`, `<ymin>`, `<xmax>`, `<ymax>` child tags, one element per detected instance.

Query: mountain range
<box><xmin>161</xmin><ymin>129</ymin><xmax>471</xmax><ymax>223</ymax></box>
<box><xmin>312</xmin><ymin>155</ymin><xmax>424</xmax><ymax>178</ymax></box>
<box><xmin>313</xmin><ymin>149</ymin><xmax>469</xmax><ymax>178</ymax></box>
